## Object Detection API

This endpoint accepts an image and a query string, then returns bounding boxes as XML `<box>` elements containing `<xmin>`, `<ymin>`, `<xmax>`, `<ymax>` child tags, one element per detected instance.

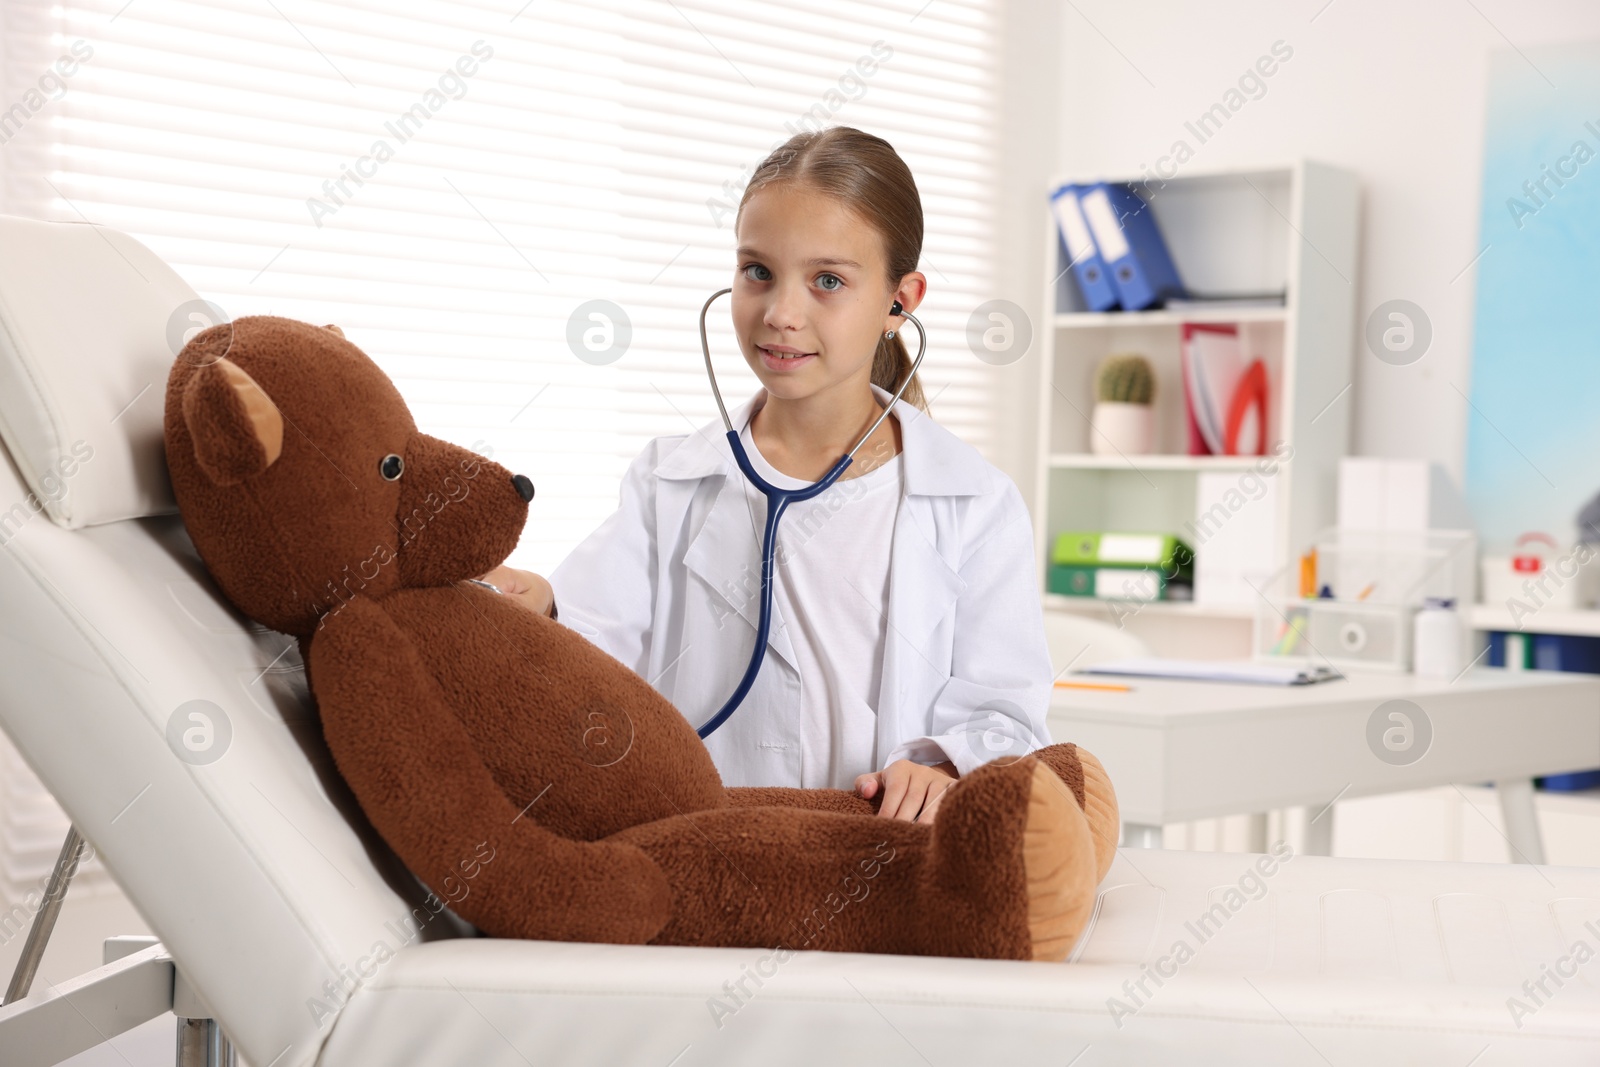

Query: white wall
<box><xmin>1043</xmin><ymin>0</ymin><xmax>1600</xmax><ymax>486</ymax></box>
<box><xmin>992</xmin><ymin>0</ymin><xmax>1064</xmax><ymax>511</ymax></box>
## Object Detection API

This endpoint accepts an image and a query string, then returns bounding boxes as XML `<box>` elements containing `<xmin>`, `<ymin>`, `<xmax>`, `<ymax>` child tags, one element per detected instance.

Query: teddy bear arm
<box><xmin>309</xmin><ymin>596</ymin><xmax>670</xmax><ymax>944</ymax></box>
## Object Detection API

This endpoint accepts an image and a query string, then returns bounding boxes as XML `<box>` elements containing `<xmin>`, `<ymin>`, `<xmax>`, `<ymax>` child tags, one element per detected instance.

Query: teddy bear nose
<box><xmin>511</xmin><ymin>474</ymin><xmax>535</xmax><ymax>503</ymax></box>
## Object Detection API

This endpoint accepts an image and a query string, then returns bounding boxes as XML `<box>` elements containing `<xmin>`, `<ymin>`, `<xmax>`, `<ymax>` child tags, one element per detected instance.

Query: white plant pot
<box><xmin>1090</xmin><ymin>402</ymin><xmax>1155</xmax><ymax>456</ymax></box>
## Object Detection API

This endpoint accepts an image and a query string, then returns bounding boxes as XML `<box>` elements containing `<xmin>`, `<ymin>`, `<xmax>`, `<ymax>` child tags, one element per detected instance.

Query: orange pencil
<box><xmin>1053</xmin><ymin>679</ymin><xmax>1133</xmax><ymax>693</ymax></box>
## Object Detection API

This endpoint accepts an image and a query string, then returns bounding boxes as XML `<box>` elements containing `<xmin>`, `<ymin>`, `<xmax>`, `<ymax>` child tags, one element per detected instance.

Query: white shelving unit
<box><xmin>1032</xmin><ymin>161</ymin><xmax>1360</xmax><ymax>649</ymax></box>
<box><xmin>1469</xmin><ymin>604</ymin><xmax>1600</xmax><ymax>639</ymax></box>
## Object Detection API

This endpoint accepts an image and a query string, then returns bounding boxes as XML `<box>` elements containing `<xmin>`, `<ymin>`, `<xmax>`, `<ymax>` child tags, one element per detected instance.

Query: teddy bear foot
<box><xmin>1018</xmin><ymin>758</ymin><xmax>1099</xmax><ymax>961</ymax></box>
<box><xmin>930</xmin><ymin>754</ymin><xmax>1099</xmax><ymax>962</ymax></box>
<box><xmin>1028</xmin><ymin>742</ymin><xmax>1121</xmax><ymax>884</ymax></box>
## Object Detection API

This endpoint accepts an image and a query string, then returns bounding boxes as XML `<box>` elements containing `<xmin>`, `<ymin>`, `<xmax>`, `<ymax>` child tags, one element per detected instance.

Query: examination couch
<box><xmin>0</xmin><ymin>214</ymin><xmax>1597</xmax><ymax>1066</ymax></box>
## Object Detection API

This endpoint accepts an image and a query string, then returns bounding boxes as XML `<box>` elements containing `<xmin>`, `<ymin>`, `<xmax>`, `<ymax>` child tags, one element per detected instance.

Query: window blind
<box><xmin>1</xmin><ymin>0</ymin><xmax>1002</xmax><ymax>569</ymax></box>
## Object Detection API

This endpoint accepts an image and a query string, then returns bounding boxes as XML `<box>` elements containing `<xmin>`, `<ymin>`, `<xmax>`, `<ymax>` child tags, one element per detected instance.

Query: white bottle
<box><xmin>1413</xmin><ymin>597</ymin><xmax>1465</xmax><ymax>679</ymax></box>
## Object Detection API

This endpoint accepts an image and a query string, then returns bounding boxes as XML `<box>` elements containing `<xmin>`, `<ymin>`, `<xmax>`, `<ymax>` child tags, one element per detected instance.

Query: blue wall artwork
<box><xmin>1465</xmin><ymin>43</ymin><xmax>1600</xmax><ymax>554</ymax></box>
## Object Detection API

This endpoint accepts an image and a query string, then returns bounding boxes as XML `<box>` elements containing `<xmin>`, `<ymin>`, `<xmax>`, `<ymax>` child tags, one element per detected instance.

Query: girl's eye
<box><xmin>816</xmin><ymin>273</ymin><xmax>843</xmax><ymax>291</ymax></box>
<box><xmin>741</xmin><ymin>263</ymin><xmax>772</xmax><ymax>282</ymax></box>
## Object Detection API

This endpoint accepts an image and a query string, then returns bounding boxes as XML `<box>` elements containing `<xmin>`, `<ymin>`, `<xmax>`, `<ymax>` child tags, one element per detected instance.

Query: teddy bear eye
<box><xmin>379</xmin><ymin>454</ymin><xmax>404</xmax><ymax>481</ymax></box>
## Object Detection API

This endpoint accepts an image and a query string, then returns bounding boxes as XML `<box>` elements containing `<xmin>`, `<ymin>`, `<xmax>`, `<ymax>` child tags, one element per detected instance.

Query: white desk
<box><xmin>1047</xmin><ymin>666</ymin><xmax>1600</xmax><ymax>862</ymax></box>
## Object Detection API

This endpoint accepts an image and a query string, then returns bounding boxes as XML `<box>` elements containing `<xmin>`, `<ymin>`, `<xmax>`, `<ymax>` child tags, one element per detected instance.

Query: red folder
<box><xmin>1180</xmin><ymin>323</ymin><xmax>1237</xmax><ymax>456</ymax></box>
<box><xmin>1224</xmin><ymin>359</ymin><xmax>1268</xmax><ymax>456</ymax></box>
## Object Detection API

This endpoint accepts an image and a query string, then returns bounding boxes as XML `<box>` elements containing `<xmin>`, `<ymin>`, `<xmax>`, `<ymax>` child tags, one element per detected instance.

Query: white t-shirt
<box><xmin>735</xmin><ymin>415</ymin><xmax>904</xmax><ymax>789</ymax></box>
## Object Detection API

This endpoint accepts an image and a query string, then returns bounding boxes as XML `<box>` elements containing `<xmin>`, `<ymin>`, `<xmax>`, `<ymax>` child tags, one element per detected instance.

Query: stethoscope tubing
<box><xmin>694</xmin><ymin>287</ymin><xmax>927</xmax><ymax>739</ymax></box>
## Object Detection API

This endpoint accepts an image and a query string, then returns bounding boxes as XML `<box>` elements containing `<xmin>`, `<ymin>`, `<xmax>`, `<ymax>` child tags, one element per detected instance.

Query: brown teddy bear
<box><xmin>163</xmin><ymin>315</ymin><xmax>1119</xmax><ymax>961</ymax></box>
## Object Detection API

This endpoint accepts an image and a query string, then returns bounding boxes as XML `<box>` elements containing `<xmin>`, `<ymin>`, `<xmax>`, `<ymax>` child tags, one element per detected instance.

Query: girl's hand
<box><xmin>476</xmin><ymin>565</ymin><xmax>555</xmax><ymax>618</ymax></box>
<box><xmin>855</xmin><ymin>759</ymin><xmax>959</xmax><ymax>824</ymax></box>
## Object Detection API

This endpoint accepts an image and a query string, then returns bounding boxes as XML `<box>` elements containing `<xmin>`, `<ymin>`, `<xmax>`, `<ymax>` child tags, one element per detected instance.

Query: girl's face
<box><xmin>731</xmin><ymin>183</ymin><xmax>920</xmax><ymax>401</ymax></box>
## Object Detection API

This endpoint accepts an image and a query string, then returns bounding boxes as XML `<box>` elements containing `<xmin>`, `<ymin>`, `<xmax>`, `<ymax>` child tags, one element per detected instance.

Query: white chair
<box><xmin>1041</xmin><ymin>607</ymin><xmax>1151</xmax><ymax>674</ymax></box>
<box><xmin>0</xmin><ymin>215</ymin><xmax>1597</xmax><ymax>1065</ymax></box>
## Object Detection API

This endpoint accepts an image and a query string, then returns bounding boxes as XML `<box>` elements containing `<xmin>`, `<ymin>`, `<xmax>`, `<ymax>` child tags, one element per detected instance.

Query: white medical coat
<box><xmin>547</xmin><ymin>382</ymin><xmax>1056</xmax><ymax>787</ymax></box>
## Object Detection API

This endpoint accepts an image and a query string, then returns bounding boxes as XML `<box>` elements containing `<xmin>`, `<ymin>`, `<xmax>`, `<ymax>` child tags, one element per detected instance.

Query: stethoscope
<box><xmin>694</xmin><ymin>287</ymin><xmax>927</xmax><ymax>739</ymax></box>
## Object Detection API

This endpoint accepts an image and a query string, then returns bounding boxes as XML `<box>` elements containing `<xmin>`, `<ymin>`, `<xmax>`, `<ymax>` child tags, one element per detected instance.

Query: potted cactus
<box><xmin>1090</xmin><ymin>353</ymin><xmax>1155</xmax><ymax>455</ymax></box>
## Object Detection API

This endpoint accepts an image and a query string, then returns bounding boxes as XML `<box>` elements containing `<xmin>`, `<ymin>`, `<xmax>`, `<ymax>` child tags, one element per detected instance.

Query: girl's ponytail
<box><xmin>870</xmin><ymin>328</ymin><xmax>925</xmax><ymax>411</ymax></box>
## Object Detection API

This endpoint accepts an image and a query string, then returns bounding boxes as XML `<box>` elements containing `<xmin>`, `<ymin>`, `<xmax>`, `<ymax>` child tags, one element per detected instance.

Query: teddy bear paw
<box><xmin>931</xmin><ymin>754</ymin><xmax>1099</xmax><ymax>962</ymax></box>
<box><xmin>1027</xmin><ymin>742</ymin><xmax>1120</xmax><ymax>885</ymax></box>
<box><xmin>1017</xmin><ymin>758</ymin><xmax>1099</xmax><ymax>961</ymax></box>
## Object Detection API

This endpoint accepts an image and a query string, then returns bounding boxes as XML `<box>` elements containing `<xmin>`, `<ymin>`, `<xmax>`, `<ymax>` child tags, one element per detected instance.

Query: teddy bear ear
<box><xmin>322</xmin><ymin>324</ymin><xmax>344</xmax><ymax>338</ymax></box>
<box><xmin>181</xmin><ymin>357</ymin><xmax>284</xmax><ymax>486</ymax></box>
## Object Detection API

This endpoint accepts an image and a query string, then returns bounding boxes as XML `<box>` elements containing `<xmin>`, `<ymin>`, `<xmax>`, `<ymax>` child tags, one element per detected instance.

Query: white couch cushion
<box><xmin>0</xmin><ymin>214</ymin><xmax>205</xmax><ymax>528</ymax></box>
<box><xmin>321</xmin><ymin>848</ymin><xmax>1600</xmax><ymax>1066</ymax></box>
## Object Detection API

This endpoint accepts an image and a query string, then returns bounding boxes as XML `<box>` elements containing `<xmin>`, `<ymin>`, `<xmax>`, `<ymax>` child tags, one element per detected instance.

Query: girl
<box><xmin>482</xmin><ymin>126</ymin><xmax>1056</xmax><ymax>824</ymax></box>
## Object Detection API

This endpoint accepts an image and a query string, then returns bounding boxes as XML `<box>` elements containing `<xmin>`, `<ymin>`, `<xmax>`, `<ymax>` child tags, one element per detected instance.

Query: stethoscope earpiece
<box><xmin>890</xmin><ymin>299</ymin><xmax>903</xmax><ymax>317</ymax></box>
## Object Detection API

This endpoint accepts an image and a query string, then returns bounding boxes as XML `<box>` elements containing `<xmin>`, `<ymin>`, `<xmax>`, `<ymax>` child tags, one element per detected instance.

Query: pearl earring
<box><xmin>885</xmin><ymin>329</ymin><xmax>896</xmax><ymax>339</ymax></box>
